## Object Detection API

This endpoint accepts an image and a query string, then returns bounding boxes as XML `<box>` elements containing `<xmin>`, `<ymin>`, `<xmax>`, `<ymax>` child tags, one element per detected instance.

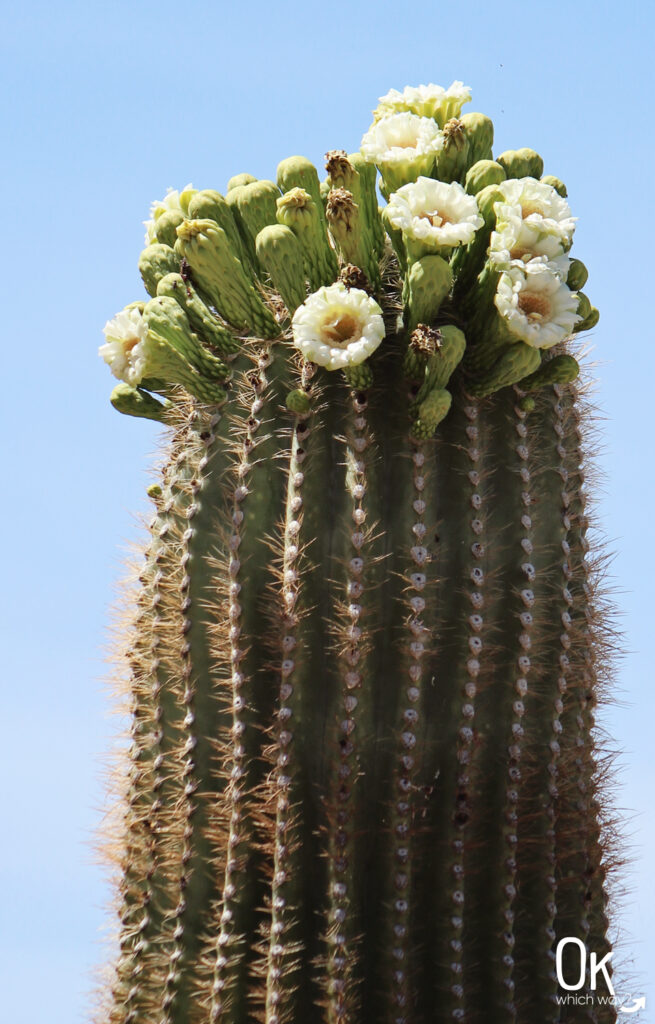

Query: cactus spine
<box><xmin>99</xmin><ymin>79</ymin><xmax>617</xmax><ymax>1024</ymax></box>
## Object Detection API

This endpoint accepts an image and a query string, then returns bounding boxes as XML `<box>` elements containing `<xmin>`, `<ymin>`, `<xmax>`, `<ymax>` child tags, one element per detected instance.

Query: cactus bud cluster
<box><xmin>105</xmin><ymin>78</ymin><xmax>599</xmax><ymax>433</ymax></box>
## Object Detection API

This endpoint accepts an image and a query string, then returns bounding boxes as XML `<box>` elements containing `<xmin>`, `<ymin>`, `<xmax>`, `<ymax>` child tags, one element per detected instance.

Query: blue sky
<box><xmin>1</xmin><ymin>1</ymin><xmax>653</xmax><ymax>1020</ymax></box>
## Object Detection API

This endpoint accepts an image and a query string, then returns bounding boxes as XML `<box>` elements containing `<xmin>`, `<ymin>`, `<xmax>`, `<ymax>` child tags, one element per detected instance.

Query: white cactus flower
<box><xmin>291</xmin><ymin>283</ymin><xmax>385</xmax><ymax>370</ymax></box>
<box><xmin>99</xmin><ymin>306</ymin><xmax>149</xmax><ymax>386</ymax></box>
<box><xmin>374</xmin><ymin>82</ymin><xmax>472</xmax><ymax>126</ymax></box>
<box><xmin>143</xmin><ymin>183</ymin><xmax>196</xmax><ymax>245</ymax></box>
<box><xmin>493</xmin><ymin>178</ymin><xmax>576</xmax><ymax>248</ymax></box>
<box><xmin>495</xmin><ymin>263</ymin><xmax>580</xmax><ymax>350</ymax></box>
<box><xmin>489</xmin><ymin>221</ymin><xmax>572</xmax><ymax>277</ymax></box>
<box><xmin>385</xmin><ymin>177</ymin><xmax>483</xmax><ymax>251</ymax></box>
<box><xmin>360</xmin><ymin>114</ymin><xmax>444</xmax><ymax>189</ymax></box>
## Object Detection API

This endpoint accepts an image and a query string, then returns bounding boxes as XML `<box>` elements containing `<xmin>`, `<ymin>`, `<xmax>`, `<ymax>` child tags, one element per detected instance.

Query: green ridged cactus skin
<box><xmin>101</xmin><ymin>86</ymin><xmax>616</xmax><ymax>1024</ymax></box>
<box><xmin>175</xmin><ymin>219</ymin><xmax>279</xmax><ymax>338</ymax></box>
<box><xmin>139</xmin><ymin>243</ymin><xmax>181</xmax><ymax>297</ymax></box>
<box><xmin>255</xmin><ymin>224</ymin><xmax>307</xmax><ymax>314</ymax></box>
<box><xmin>104</xmin><ymin>365</ymin><xmax>615</xmax><ymax>1024</ymax></box>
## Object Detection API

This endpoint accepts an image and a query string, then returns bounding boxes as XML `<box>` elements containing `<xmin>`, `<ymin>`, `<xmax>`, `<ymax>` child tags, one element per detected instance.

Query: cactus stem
<box><xmin>157</xmin><ymin>407</ymin><xmax>220</xmax><ymax>1024</ymax></box>
<box><xmin>385</xmin><ymin>437</ymin><xmax>433</xmax><ymax>1023</ymax></box>
<box><xmin>535</xmin><ymin>385</ymin><xmax>575</xmax><ymax>1015</ymax></box>
<box><xmin>324</xmin><ymin>388</ymin><xmax>374</xmax><ymax>1024</ymax></box>
<box><xmin>556</xmin><ymin>381</ymin><xmax>601</xmax><ymax>1020</ymax></box>
<box><xmin>491</xmin><ymin>392</ymin><xmax>542</xmax><ymax>1020</ymax></box>
<box><xmin>447</xmin><ymin>398</ymin><xmax>487</xmax><ymax>1020</ymax></box>
<box><xmin>108</xmin><ymin>534</ymin><xmax>162</xmax><ymax>1023</ymax></box>
<box><xmin>263</xmin><ymin>358</ymin><xmax>318</xmax><ymax>1023</ymax></box>
<box><xmin>552</xmin><ymin>382</ymin><xmax>614</xmax><ymax>1020</ymax></box>
<box><xmin>209</xmin><ymin>347</ymin><xmax>275</xmax><ymax>1023</ymax></box>
<box><xmin>129</xmin><ymin>428</ymin><xmax>204</xmax><ymax>1023</ymax></box>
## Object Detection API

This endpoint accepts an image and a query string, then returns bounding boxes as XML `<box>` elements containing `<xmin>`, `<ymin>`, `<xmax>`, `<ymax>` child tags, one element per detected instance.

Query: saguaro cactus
<box><xmin>99</xmin><ymin>80</ymin><xmax>617</xmax><ymax>1024</ymax></box>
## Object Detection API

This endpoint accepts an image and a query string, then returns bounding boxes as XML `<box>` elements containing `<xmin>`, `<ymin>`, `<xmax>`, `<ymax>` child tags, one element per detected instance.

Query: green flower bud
<box><xmin>175</xmin><ymin>219</ymin><xmax>279</xmax><ymax>338</ymax></box>
<box><xmin>574</xmin><ymin>291</ymin><xmax>591</xmax><ymax>323</ymax></box>
<box><xmin>405</xmin><ymin>255</ymin><xmax>453</xmax><ymax>330</ymax></box>
<box><xmin>476</xmin><ymin>183</ymin><xmax>505</xmax><ymax>223</ymax></box>
<box><xmin>517</xmin><ymin>395</ymin><xmax>536</xmax><ymax>413</ymax></box>
<box><xmin>435</xmin><ymin>118</ymin><xmax>470</xmax><ymax>183</ymax></box>
<box><xmin>154</xmin><ymin>208</ymin><xmax>186</xmax><ymax>248</ymax></box>
<box><xmin>496</xmin><ymin>148</ymin><xmax>544</xmax><ymax>180</ymax></box>
<box><xmin>573</xmin><ymin>296</ymin><xmax>600</xmax><ymax>333</ymax></box>
<box><xmin>411</xmin><ymin>387</ymin><xmax>452</xmax><ymax>439</ymax></box>
<box><xmin>277</xmin><ymin>157</ymin><xmax>327</xmax><ymax>226</ymax></box>
<box><xmin>139</xmin><ymin>243</ymin><xmax>181</xmax><ymax>297</ymax></box>
<box><xmin>276</xmin><ymin>188</ymin><xmax>338</xmax><ymax>290</ymax></box>
<box><xmin>255</xmin><ymin>224</ymin><xmax>307</xmax><ymax>315</ymax></box>
<box><xmin>110</xmin><ymin>383</ymin><xmax>171</xmax><ymax>422</ymax></box>
<box><xmin>326</xmin><ymin>188</ymin><xmax>381</xmax><ymax>290</ymax></box>
<box><xmin>227</xmin><ymin>173</ymin><xmax>257</xmax><ymax>191</ymax></box>
<box><xmin>520</xmin><ymin>353</ymin><xmax>580</xmax><ymax>391</ymax></box>
<box><xmin>156</xmin><ymin>272</ymin><xmax>239</xmax><ymax>360</ymax></box>
<box><xmin>460</xmin><ymin>112</ymin><xmax>494</xmax><ymax>164</ymax></box>
<box><xmin>344</xmin><ymin>361</ymin><xmax>374</xmax><ymax>390</ymax></box>
<box><xmin>541</xmin><ymin>174</ymin><xmax>567</xmax><ymax>198</ymax></box>
<box><xmin>403</xmin><ymin>324</ymin><xmax>438</xmax><ymax>380</ymax></box>
<box><xmin>567</xmin><ymin>258</ymin><xmax>588</xmax><ymax>291</ymax></box>
<box><xmin>326</xmin><ymin>187</ymin><xmax>359</xmax><ymax>249</ymax></box>
<box><xmin>415</xmin><ymin>325</ymin><xmax>466</xmax><ymax>399</ymax></box>
<box><xmin>146</xmin><ymin>483</ymin><xmax>163</xmax><ymax>499</ymax></box>
<box><xmin>348</xmin><ymin>151</ymin><xmax>386</xmax><ymax>258</ymax></box>
<box><xmin>144</xmin><ymin>296</ymin><xmax>229</xmax><ymax>381</ymax></box>
<box><xmin>325</xmin><ymin>151</ymin><xmax>362</xmax><ymax>204</ymax></box>
<box><xmin>187</xmin><ymin>190</ymin><xmax>251</xmax><ymax>270</ymax></box>
<box><xmin>582</xmin><ymin>306</ymin><xmax>600</xmax><ymax>331</ymax></box>
<box><xmin>228</xmin><ymin>180</ymin><xmax>280</xmax><ymax>250</ymax></box>
<box><xmin>465</xmin><ymin>159</ymin><xmax>506</xmax><ymax>196</ymax></box>
<box><xmin>467</xmin><ymin>340</ymin><xmax>541</xmax><ymax>397</ymax></box>
<box><xmin>286</xmin><ymin>388</ymin><xmax>311</xmax><ymax>415</ymax></box>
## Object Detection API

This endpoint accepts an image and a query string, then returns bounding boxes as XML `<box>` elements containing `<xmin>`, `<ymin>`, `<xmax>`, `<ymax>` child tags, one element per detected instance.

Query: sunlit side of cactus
<box><xmin>98</xmin><ymin>80</ymin><xmax>618</xmax><ymax>1024</ymax></box>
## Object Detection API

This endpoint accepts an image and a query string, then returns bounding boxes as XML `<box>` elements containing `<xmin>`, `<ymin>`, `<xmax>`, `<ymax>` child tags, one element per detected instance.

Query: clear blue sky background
<box><xmin>1</xmin><ymin>2</ymin><xmax>653</xmax><ymax>1020</ymax></box>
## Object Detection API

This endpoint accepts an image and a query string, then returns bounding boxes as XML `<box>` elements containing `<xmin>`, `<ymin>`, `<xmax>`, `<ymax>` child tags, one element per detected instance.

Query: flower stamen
<box><xmin>322</xmin><ymin>313</ymin><xmax>360</xmax><ymax>345</ymax></box>
<box><xmin>518</xmin><ymin>293</ymin><xmax>550</xmax><ymax>322</ymax></box>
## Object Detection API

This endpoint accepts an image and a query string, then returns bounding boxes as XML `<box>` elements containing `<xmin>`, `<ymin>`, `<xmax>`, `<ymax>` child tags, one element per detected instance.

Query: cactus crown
<box><xmin>100</xmin><ymin>80</ymin><xmax>597</xmax><ymax>426</ymax></box>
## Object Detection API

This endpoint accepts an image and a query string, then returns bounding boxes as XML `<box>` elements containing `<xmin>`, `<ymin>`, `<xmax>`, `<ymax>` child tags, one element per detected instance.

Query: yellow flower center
<box><xmin>521</xmin><ymin>200</ymin><xmax>545</xmax><ymax>219</ymax></box>
<box><xmin>117</xmin><ymin>335</ymin><xmax>141</xmax><ymax>355</ymax></box>
<box><xmin>518</xmin><ymin>292</ymin><xmax>550</xmax><ymax>323</ymax></box>
<box><xmin>321</xmin><ymin>311</ymin><xmax>360</xmax><ymax>346</ymax></box>
<box><xmin>389</xmin><ymin>128</ymin><xmax>419</xmax><ymax>149</ymax></box>
<box><xmin>419</xmin><ymin>207</ymin><xmax>451</xmax><ymax>228</ymax></box>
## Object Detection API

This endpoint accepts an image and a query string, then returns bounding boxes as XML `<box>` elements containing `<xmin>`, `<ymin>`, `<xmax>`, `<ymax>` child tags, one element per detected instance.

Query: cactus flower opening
<box><xmin>385</xmin><ymin>177</ymin><xmax>484</xmax><ymax>251</ymax></box>
<box><xmin>360</xmin><ymin>113</ymin><xmax>444</xmax><ymax>188</ymax></box>
<box><xmin>373</xmin><ymin>81</ymin><xmax>472</xmax><ymax>126</ymax></box>
<box><xmin>495</xmin><ymin>262</ymin><xmax>580</xmax><ymax>348</ymax></box>
<box><xmin>99</xmin><ymin>306</ymin><xmax>148</xmax><ymax>385</ymax></box>
<box><xmin>291</xmin><ymin>282</ymin><xmax>384</xmax><ymax>369</ymax></box>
